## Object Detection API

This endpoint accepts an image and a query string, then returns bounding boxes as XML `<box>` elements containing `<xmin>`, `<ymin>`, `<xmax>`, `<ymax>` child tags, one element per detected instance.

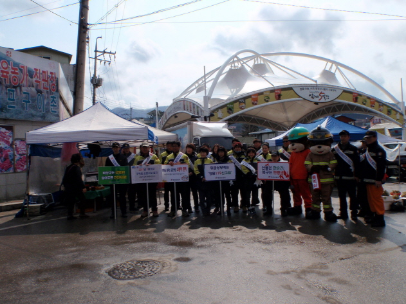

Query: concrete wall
<box><xmin>0</xmin><ymin>119</ymin><xmax>51</xmax><ymax>202</ymax></box>
<box><xmin>18</xmin><ymin>49</ymin><xmax>71</xmax><ymax>64</ymax></box>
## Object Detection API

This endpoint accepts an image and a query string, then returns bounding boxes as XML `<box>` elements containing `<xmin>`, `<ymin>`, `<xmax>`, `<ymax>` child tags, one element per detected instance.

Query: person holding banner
<box><xmin>194</xmin><ymin>147</ymin><xmax>214</xmax><ymax>216</ymax></box>
<box><xmin>331</xmin><ymin>130</ymin><xmax>360</xmax><ymax>220</ymax></box>
<box><xmin>278</xmin><ymin>136</ymin><xmax>291</xmax><ymax>161</ymax></box>
<box><xmin>361</xmin><ymin>130</ymin><xmax>387</xmax><ymax>227</ymax></box>
<box><xmin>229</xmin><ymin>142</ymin><xmax>248</xmax><ymax>213</ymax></box>
<box><xmin>134</xmin><ymin>142</ymin><xmax>161</xmax><ymax>218</ymax></box>
<box><xmin>106</xmin><ymin>142</ymin><xmax>129</xmax><ymax>218</ymax></box>
<box><xmin>258</xmin><ymin>143</ymin><xmax>273</xmax><ymax>215</ymax></box>
<box><xmin>214</xmin><ymin>146</ymin><xmax>233</xmax><ymax>215</ymax></box>
<box><xmin>241</xmin><ymin>147</ymin><xmax>259</xmax><ymax>214</ymax></box>
<box><xmin>165</xmin><ymin>141</ymin><xmax>191</xmax><ymax>217</ymax></box>
<box><xmin>122</xmin><ymin>143</ymin><xmax>137</xmax><ymax>212</ymax></box>
<box><xmin>185</xmin><ymin>143</ymin><xmax>199</xmax><ymax>213</ymax></box>
<box><xmin>271</xmin><ymin>151</ymin><xmax>292</xmax><ymax>217</ymax></box>
<box><xmin>160</xmin><ymin>141</ymin><xmax>174</xmax><ymax>212</ymax></box>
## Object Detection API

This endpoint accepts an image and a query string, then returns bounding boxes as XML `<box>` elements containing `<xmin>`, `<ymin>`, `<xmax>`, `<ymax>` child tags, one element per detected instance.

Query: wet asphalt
<box><xmin>1</xmin><ymin>182</ymin><xmax>406</xmax><ymax>304</ymax></box>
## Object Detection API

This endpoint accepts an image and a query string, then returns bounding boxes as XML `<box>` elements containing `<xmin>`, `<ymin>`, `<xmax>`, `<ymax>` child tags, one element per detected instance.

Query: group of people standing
<box><xmin>63</xmin><ymin>128</ymin><xmax>388</xmax><ymax>228</ymax></box>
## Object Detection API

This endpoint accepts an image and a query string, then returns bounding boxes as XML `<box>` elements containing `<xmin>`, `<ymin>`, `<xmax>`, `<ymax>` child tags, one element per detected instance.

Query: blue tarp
<box><xmin>266</xmin><ymin>116</ymin><xmax>369</xmax><ymax>146</ymax></box>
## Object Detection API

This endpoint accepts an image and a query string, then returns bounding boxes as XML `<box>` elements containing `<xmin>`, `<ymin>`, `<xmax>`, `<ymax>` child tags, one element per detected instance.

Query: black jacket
<box><xmin>331</xmin><ymin>142</ymin><xmax>360</xmax><ymax>178</ymax></box>
<box><xmin>105</xmin><ymin>153</ymin><xmax>128</xmax><ymax>167</ymax></box>
<box><xmin>360</xmin><ymin>141</ymin><xmax>386</xmax><ymax>183</ymax></box>
<box><xmin>62</xmin><ymin>164</ymin><xmax>85</xmax><ymax>193</ymax></box>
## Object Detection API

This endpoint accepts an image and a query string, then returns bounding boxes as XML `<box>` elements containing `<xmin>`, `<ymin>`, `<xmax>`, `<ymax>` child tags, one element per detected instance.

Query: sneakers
<box><xmin>182</xmin><ymin>210</ymin><xmax>190</xmax><ymax>217</ymax></box>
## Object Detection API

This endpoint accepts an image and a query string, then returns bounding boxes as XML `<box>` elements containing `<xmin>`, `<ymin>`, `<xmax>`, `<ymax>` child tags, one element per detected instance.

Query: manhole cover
<box><xmin>108</xmin><ymin>260</ymin><xmax>163</xmax><ymax>280</ymax></box>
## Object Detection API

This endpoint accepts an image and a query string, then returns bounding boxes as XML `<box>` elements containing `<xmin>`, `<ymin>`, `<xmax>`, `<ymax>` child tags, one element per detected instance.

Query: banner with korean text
<box><xmin>161</xmin><ymin>164</ymin><xmax>189</xmax><ymax>182</ymax></box>
<box><xmin>131</xmin><ymin>165</ymin><xmax>162</xmax><ymax>184</ymax></box>
<box><xmin>257</xmin><ymin>162</ymin><xmax>290</xmax><ymax>181</ymax></box>
<box><xmin>98</xmin><ymin>166</ymin><xmax>130</xmax><ymax>184</ymax></box>
<box><xmin>204</xmin><ymin>163</ymin><xmax>236</xmax><ymax>181</ymax></box>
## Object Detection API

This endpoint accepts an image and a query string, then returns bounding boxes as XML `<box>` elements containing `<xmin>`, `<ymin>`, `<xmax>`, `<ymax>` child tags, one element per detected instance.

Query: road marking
<box><xmin>0</xmin><ymin>217</ymin><xmax>66</xmax><ymax>231</ymax></box>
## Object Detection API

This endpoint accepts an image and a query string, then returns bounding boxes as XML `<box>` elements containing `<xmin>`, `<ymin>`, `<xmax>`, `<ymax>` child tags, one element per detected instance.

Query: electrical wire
<box><xmin>90</xmin><ymin>0</ymin><xmax>203</xmax><ymax>26</ymax></box>
<box><xmin>29</xmin><ymin>0</ymin><xmax>77</xmax><ymax>24</ymax></box>
<box><xmin>90</xmin><ymin>0</ymin><xmax>230</xmax><ymax>30</ymax></box>
<box><xmin>0</xmin><ymin>0</ymin><xmax>64</xmax><ymax>17</ymax></box>
<box><xmin>241</xmin><ymin>0</ymin><xmax>406</xmax><ymax>19</ymax></box>
<box><xmin>92</xmin><ymin>0</ymin><xmax>126</xmax><ymax>25</ymax></box>
<box><xmin>0</xmin><ymin>1</ymin><xmax>79</xmax><ymax>22</ymax></box>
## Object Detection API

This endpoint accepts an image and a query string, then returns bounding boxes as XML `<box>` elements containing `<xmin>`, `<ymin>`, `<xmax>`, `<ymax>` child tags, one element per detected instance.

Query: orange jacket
<box><xmin>289</xmin><ymin>149</ymin><xmax>310</xmax><ymax>179</ymax></box>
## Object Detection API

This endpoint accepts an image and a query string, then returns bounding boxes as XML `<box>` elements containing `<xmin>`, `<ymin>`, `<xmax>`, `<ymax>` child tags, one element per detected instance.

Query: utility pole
<box><xmin>73</xmin><ymin>0</ymin><xmax>89</xmax><ymax>115</ymax></box>
<box><xmin>90</xmin><ymin>38</ymin><xmax>116</xmax><ymax>105</ymax></box>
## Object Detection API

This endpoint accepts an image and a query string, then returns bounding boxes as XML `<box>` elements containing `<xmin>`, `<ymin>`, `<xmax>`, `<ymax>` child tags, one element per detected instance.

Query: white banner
<box><xmin>161</xmin><ymin>164</ymin><xmax>189</xmax><ymax>182</ymax></box>
<box><xmin>204</xmin><ymin>163</ymin><xmax>236</xmax><ymax>181</ymax></box>
<box><xmin>257</xmin><ymin>162</ymin><xmax>290</xmax><ymax>181</ymax></box>
<box><xmin>131</xmin><ymin>165</ymin><xmax>162</xmax><ymax>184</ymax></box>
<box><xmin>292</xmin><ymin>85</ymin><xmax>343</xmax><ymax>103</ymax></box>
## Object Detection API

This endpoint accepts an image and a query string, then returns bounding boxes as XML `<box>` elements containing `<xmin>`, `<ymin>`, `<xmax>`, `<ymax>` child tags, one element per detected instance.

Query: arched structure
<box><xmin>159</xmin><ymin>50</ymin><xmax>404</xmax><ymax>130</ymax></box>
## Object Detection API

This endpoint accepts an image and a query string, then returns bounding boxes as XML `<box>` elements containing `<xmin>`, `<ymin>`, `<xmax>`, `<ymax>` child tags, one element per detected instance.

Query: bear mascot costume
<box><xmin>305</xmin><ymin>126</ymin><xmax>338</xmax><ymax>222</ymax></box>
<box><xmin>287</xmin><ymin>127</ymin><xmax>312</xmax><ymax>218</ymax></box>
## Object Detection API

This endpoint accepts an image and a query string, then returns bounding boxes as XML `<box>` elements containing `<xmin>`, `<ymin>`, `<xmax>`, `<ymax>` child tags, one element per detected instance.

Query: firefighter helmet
<box><xmin>308</xmin><ymin>125</ymin><xmax>333</xmax><ymax>142</ymax></box>
<box><xmin>288</xmin><ymin>127</ymin><xmax>310</xmax><ymax>141</ymax></box>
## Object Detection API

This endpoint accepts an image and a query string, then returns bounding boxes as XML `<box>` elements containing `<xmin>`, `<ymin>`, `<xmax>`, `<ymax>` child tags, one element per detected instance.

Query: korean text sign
<box><xmin>204</xmin><ymin>163</ymin><xmax>236</xmax><ymax>181</ymax></box>
<box><xmin>131</xmin><ymin>165</ymin><xmax>162</xmax><ymax>184</ymax></box>
<box><xmin>257</xmin><ymin>162</ymin><xmax>290</xmax><ymax>181</ymax></box>
<box><xmin>98</xmin><ymin>166</ymin><xmax>130</xmax><ymax>184</ymax></box>
<box><xmin>161</xmin><ymin>164</ymin><xmax>189</xmax><ymax>182</ymax></box>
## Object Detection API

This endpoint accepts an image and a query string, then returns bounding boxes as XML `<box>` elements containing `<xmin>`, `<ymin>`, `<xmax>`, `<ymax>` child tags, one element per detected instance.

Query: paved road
<box><xmin>1</xmin><ymin>182</ymin><xmax>406</xmax><ymax>304</ymax></box>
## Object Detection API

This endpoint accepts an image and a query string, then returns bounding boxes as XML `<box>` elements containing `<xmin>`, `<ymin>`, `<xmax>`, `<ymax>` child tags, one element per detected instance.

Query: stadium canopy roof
<box><xmin>160</xmin><ymin>50</ymin><xmax>404</xmax><ymax>131</ymax></box>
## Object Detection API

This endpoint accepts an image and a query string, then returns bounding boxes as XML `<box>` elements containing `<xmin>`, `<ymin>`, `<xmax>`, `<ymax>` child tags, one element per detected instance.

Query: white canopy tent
<box><xmin>26</xmin><ymin>102</ymin><xmax>149</xmax><ymax>144</ymax></box>
<box><xmin>131</xmin><ymin>119</ymin><xmax>177</xmax><ymax>144</ymax></box>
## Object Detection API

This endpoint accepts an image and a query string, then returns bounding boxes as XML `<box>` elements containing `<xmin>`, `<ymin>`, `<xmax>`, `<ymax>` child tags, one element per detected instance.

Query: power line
<box><xmin>242</xmin><ymin>0</ymin><xmax>406</xmax><ymax>19</ymax></box>
<box><xmin>90</xmin><ymin>0</ymin><xmax>230</xmax><ymax>30</ymax></box>
<box><xmin>90</xmin><ymin>0</ymin><xmax>203</xmax><ymax>26</ymax></box>
<box><xmin>0</xmin><ymin>1</ymin><xmax>79</xmax><ymax>22</ymax></box>
<box><xmin>0</xmin><ymin>0</ymin><xmax>64</xmax><ymax>17</ymax></box>
<box><xmin>28</xmin><ymin>0</ymin><xmax>78</xmax><ymax>24</ymax></box>
<box><xmin>93</xmin><ymin>0</ymin><xmax>126</xmax><ymax>25</ymax></box>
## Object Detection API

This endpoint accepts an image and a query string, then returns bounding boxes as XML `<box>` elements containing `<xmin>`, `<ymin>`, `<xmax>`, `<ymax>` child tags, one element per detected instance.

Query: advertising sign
<box><xmin>131</xmin><ymin>165</ymin><xmax>162</xmax><ymax>184</ymax></box>
<box><xmin>98</xmin><ymin>166</ymin><xmax>130</xmax><ymax>184</ymax></box>
<box><xmin>0</xmin><ymin>126</ymin><xmax>14</xmax><ymax>173</ymax></box>
<box><xmin>161</xmin><ymin>164</ymin><xmax>189</xmax><ymax>182</ymax></box>
<box><xmin>204</xmin><ymin>163</ymin><xmax>236</xmax><ymax>181</ymax></box>
<box><xmin>292</xmin><ymin>85</ymin><xmax>343</xmax><ymax>103</ymax></box>
<box><xmin>257</xmin><ymin>162</ymin><xmax>290</xmax><ymax>181</ymax></box>
<box><xmin>0</xmin><ymin>47</ymin><xmax>60</xmax><ymax>122</ymax></box>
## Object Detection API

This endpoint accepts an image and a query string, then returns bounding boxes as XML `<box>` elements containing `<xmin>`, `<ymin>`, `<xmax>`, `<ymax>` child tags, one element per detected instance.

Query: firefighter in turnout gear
<box><xmin>305</xmin><ymin>126</ymin><xmax>338</xmax><ymax>222</ymax></box>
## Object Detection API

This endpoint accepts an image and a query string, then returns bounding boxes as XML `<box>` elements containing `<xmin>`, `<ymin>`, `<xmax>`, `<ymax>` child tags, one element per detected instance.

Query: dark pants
<box><xmin>169</xmin><ymin>182</ymin><xmax>190</xmax><ymax>212</ymax></box>
<box><xmin>251</xmin><ymin>183</ymin><xmax>260</xmax><ymax>206</ymax></box>
<box><xmin>275</xmin><ymin>181</ymin><xmax>291</xmax><ymax>210</ymax></box>
<box><xmin>110</xmin><ymin>184</ymin><xmax>127</xmax><ymax>216</ymax></box>
<box><xmin>357</xmin><ymin>182</ymin><xmax>370</xmax><ymax>214</ymax></box>
<box><xmin>164</xmin><ymin>182</ymin><xmax>171</xmax><ymax>209</ymax></box>
<box><xmin>65</xmin><ymin>190</ymin><xmax>86</xmax><ymax>217</ymax></box>
<box><xmin>243</xmin><ymin>177</ymin><xmax>256</xmax><ymax>208</ymax></box>
<box><xmin>189</xmin><ymin>177</ymin><xmax>199</xmax><ymax>209</ymax></box>
<box><xmin>198</xmin><ymin>181</ymin><xmax>213</xmax><ymax>214</ymax></box>
<box><xmin>336</xmin><ymin>179</ymin><xmax>358</xmax><ymax>213</ymax></box>
<box><xmin>127</xmin><ymin>184</ymin><xmax>137</xmax><ymax>210</ymax></box>
<box><xmin>261</xmin><ymin>181</ymin><xmax>273</xmax><ymax>210</ymax></box>
<box><xmin>231</xmin><ymin>180</ymin><xmax>246</xmax><ymax>208</ymax></box>
<box><xmin>137</xmin><ymin>183</ymin><xmax>158</xmax><ymax>212</ymax></box>
<box><xmin>220</xmin><ymin>180</ymin><xmax>232</xmax><ymax>210</ymax></box>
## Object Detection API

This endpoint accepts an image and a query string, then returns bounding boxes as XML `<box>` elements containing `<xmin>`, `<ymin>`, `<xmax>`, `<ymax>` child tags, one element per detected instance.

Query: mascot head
<box><xmin>308</xmin><ymin>125</ymin><xmax>333</xmax><ymax>155</ymax></box>
<box><xmin>288</xmin><ymin>127</ymin><xmax>309</xmax><ymax>153</ymax></box>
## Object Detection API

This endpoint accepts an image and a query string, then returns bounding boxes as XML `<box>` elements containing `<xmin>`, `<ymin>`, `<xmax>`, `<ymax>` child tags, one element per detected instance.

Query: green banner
<box><xmin>98</xmin><ymin>166</ymin><xmax>130</xmax><ymax>185</ymax></box>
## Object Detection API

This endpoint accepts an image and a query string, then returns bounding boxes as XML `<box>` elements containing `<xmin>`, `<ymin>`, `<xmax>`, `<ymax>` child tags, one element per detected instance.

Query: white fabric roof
<box><xmin>130</xmin><ymin>119</ymin><xmax>177</xmax><ymax>144</ymax></box>
<box><xmin>26</xmin><ymin>102</ymin><xmax>149</xmax><ymax>144</ymax></box>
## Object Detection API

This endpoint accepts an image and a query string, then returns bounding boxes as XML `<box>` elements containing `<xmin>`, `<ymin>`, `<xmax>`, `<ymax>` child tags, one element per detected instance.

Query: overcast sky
<box><xmin>1</xmin><ymin>0</ymin><xmax>405</xmax><ymax>110</ymax></box>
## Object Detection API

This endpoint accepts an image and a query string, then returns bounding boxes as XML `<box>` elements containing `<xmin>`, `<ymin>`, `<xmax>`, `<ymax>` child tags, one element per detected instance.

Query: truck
<box><xmin>165</xmin><ymin>121</ymin><xmax>234</xmax><ymax>150</ymax></box>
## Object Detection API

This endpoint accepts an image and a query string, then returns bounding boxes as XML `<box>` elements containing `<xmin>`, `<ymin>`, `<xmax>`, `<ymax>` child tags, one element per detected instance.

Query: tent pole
<box><xmin>146</xmin><ymin>183</ymin><xmax>150</xmax><ymax>218</ymax></box>
<box><xmin>219</xmin><ymin>181</ymin><xmax>224</xmax><ymax>217</ymax></box>
<box><xmin>113</xmin><ymin>184</ymin><xmax>117</xmax><ymax>220</ymax></box>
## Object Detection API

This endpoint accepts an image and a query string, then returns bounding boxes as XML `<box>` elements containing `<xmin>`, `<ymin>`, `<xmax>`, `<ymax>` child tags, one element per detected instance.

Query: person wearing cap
<box><xmin>278</xmin><ymin>135</ymin><xmax>291</xmax><ymax>161</ymax></box>
<box><xmin>360</xmin><ymin>130</ymin><xmax>387</xmax><ymax>227</ymax></box>
<box><xmin>122</xmin><ymin>143</ymin><xmax>137</xmax><ymax>211</ymax></box>
<box><xmin>160</xmin><ymin>141</ymin><xmax>173</xmax><ymax>212</ymax></box>
<box><xmin>331</xmin><ymin>130</ymin><xmax>360</xmax><ymax>220</ymax></box>
<box><xmin>165</xmin><ymin>141</ymin><xmax>191</xmax><ymax>217</ymax></box>
<box><xmin>134</xmin><ymin>142</ymin><xmax>161</xmax><ymax>218</ymax></box>
<box><xmin>105</xmin><ymin>142</ymin><xmax>129</xmax><ymax>218</ymax></box>
<box><xmin>271</xmin><ymin>150</ymin><xmax>292</xmax><ymax>216</ymax></box>
<box><xmin>257</xmin><ymin>142</ymin><xmax>273</xmax><ymax>215</ymax></box>
<box><xmin>229</xmin><ymin>142</ymin><xmax>248</xmax><ymax>213</ymax></box>
<box><xmin>241</xmin><ymin>147</ymin><xmax>259</xmax><ymax>214</ymax></box>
